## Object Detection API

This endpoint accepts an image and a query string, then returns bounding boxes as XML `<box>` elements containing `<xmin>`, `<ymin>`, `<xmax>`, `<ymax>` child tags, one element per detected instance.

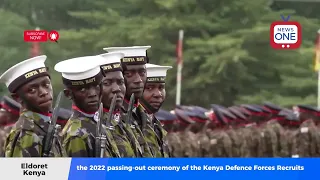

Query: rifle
<box><xmin>42</xmin><ymin>91</ymin><xmax>63</xmax><ymax>157</ymax></box>
<box><xmin>106</xmin><ymin>95</ymin><xmax>117</xmax><ymax>130</ymax></box>
<box><xmin>125</xmin><ymin>94</ymin><xmax>135</xmax><ymax>129</ymax></box>
<box><xmin>95</xmin><ymin>102</ymin><xmax>104</xmax><ymax>157</ymax></box>
<box><xmin>122</xmin><ymin>93</ymin><xmax>143</xmax><ymax>157</ymax></box>
<box><xmin>95</xmin><ymin>95</ymin><xmax>117</xmax><ymax>157</ymax></box>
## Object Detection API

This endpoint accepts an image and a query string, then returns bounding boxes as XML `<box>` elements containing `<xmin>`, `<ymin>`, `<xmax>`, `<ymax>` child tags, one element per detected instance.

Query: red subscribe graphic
<box><xmin>24</xmin><ymin>30</ymin><xmax>48</xmax><ymax>42</ymax></box>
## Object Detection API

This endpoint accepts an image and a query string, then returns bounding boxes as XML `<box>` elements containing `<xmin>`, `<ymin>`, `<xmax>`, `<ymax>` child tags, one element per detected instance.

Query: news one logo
<box><xmin>270</xmin><ymin>21</ymin><xmax>301</xmax><ymax>49</ymax></box>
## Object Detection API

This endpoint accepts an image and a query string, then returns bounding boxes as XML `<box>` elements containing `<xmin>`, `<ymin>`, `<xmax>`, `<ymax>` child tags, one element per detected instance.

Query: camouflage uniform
<box><xmin>143</xmin><ymin>109</ymin><xmax>170</xmax><ymax>157</ymax></box>
<box><xmin>4</xmin><ymin>110</ymin><xmax>65</xmax><ymax>157</ymax></box>
<box><xmin>0</xmin><ymin>96</ymin><xmax>21</xmax><ymax>155</ymax></box>
<box><xmin>153</xmin><ymin>117</ymin><xmax>171</xmax><ymax>157</ymax></box>
<box><xmin>103</xmin><ymin>110</ymin><xmax>142</xmax><ymax>157</ymax></box>
<box><xmin>61</xmin><ymin>110</ymin><xmax>120</xmax><ymax>157</ymax></box>
<box><xmin>141</xmin><ymin>112</ymin><xmax>162</xmax><ymax>157</ymax></box>
<box><xmin>123</xmin><ymin>101</ymin><xmax>153</xmax><ymax>157</ymax></box>
<box><xmin>0</xmin><ymin>124</ymin><xmax>14</xmax><ymax>155</ymax></box>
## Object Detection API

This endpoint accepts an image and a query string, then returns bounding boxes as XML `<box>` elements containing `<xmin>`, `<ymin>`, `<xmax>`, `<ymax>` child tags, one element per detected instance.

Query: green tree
<box><xmin>2</xmin><ymin>0</ymin><xmax>319</xmax><ymax>108</ymax></box>
<box><xmin>0</xmin><ymin>9</ymin><xmax>32</xmax><ymax>96</ymax></box>
<box><xmin>58</xmin><ymin>0</ymin><xmax>320</xmax><ymax>109</ymax></box>
<box><xmin>0</xmin><ymin>0</ymin><xmax>96</xmax><ymax>29</ymax></box>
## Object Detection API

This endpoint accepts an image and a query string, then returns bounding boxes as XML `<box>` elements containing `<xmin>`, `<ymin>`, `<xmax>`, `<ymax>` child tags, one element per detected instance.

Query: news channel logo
<box><xmin>270</xmin><ymin>16</ymin><xmax>301</xmax><ymax>50</ymax></box>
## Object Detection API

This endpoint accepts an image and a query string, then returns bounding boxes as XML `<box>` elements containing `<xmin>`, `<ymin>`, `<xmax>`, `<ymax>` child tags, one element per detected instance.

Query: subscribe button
<box><xmin>24</xmin><ymin>30</ymin><xmax>48</xmax><ymax>42</ymax></box>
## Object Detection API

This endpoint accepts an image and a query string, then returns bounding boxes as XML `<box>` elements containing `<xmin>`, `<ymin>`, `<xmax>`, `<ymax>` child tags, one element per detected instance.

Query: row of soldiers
<box><xmin>156</xmin><ymin>103</ymin><xmax>320</xmax><ymax>157</ymax></box>
<box><xmin>1</xmin><ymin>44</ymin><xmax>320</xmax><ymax>158</ymax></box>
<box><xmin>0</xmin><ymin>46</ymin><xmax>172</xmax><ymax>157</ymax></box>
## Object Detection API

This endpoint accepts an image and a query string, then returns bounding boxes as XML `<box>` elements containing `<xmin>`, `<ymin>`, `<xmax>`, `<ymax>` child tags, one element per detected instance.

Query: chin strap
<box><xmin>139</xmin><ymin>98</ymin><xmax>160</xmax><ymax>114</ymax></box>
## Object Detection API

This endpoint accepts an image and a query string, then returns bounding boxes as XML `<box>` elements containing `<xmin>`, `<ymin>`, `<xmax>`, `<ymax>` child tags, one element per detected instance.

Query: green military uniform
<box><xmin>103</xmin><ymin>109</ymin><xmax>142</xmax><ymax>157</ymax></box>
<box><xmin>0</xmin><ymin>96</ymin><xmax>21</xmax><ymax>155</ymax></box>
<box><xmin>0</xmin><ymin>125</ymin><xmax>14</xmax><ymax>155</ymax></box>
<box><xmin>4</xmin><ymin>110</ymin><xmax>64</xmax><ymax>157</ymax></box>
<box><xmin>55</xmin><ymin>55</ymin><xmax>121</xmax><ymax>157</ymax></box>
<box><xmin>103</xmin><ymin>45</ymin><xmax>155</xmax><ymax>157</ymax></box>
<box><xmin>0</xmin><ymin>55</ymin><xmax>65</xmax><ymax>157</ymax></box>
<box><xmin>139</xmin><ymin>63</ymin><xmax>173</xmax><ymax>157</ymax></box>
<box><xmin>61</xmin><ymin>110</ymin><xmax>120</xmax><ymax>157</ymax></box>
<box><xmin>123</xmin><ymin>102</ymin><xmax>153</xmax><ymax>157</ymax></box>
<box><xmin>141</xmin><ymin>106</ymin><xmax>170</xmax><ymax>157</ymax></box>
<box><xmin>97</xmin><ymin>52</ymin><xmax>143</xmax><ymax>157</ymax></box>
<box><xmin>152</xmin><ymin>116</ymin><xmax>170</xmax><ymax>157</ymax></box>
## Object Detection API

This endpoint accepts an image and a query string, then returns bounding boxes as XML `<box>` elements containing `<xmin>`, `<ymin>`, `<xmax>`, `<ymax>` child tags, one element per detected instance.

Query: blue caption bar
<box><xmin>68</xmin><ymin>158</ymin><xmax>316</xmax><ymax>180</ymax></box>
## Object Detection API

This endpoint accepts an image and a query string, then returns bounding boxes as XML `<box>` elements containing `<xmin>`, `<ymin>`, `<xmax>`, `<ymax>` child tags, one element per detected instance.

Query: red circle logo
<box><xmin>48</xmin><ymin>30</ymin><xmax>60</xmax><ymax>42</ymax></box>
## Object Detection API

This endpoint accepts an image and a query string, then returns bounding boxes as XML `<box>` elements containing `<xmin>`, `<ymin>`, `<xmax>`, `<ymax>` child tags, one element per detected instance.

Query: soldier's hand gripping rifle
<box><xmin>95</xmin><ymin>95</ymin><xmax>117</xmax><ymax>157</ymax></box>
<box><xmin>42</xmin><ymin>91</ymin><xmax>63</xmax><ymax>157</ymax></box>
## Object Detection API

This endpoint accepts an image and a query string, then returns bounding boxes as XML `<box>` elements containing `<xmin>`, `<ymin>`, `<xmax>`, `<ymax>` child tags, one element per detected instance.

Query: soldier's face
<box><xmin>15</xmin><ymin>76</ymin><xmax>53</xmax><ymax>113</ymax></box>
<box><xmin>69</xmin><ymin>84</ymin><xmax>102</xmax><ymax>113</ymax></box>
<box><xmin>101</xmin><ymin>71</ymin><xmax>126</xmax><ymax>109</ymax></box>
<box><xmin>123</xmin><ymin>64</ymin><xmax>146</xmax><ymax>99</ymax></box>
<box><xmin>143</xmin><ymin>82</ymin><xmax>166</xmax><ymax>111</ymax></box>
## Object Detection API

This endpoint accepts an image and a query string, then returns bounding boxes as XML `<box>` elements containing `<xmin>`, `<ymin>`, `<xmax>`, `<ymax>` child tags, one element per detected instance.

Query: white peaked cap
<box><xmin>0</xmin><ymin>55</ymin><xmax>47</xmax><ymax>91</ymax></box>
<box><xmin>146</xmin><ymin>63</ymin><xmax>172</xmax><ymax>78</ymax></box>
<box><xmin>98</xmin><ymin>52</ymin><xmax>125</xmax><ymax>65</ymax></box>
<box><xmin>54</xmin><ymin>56</ymin><xmax>106</xmax><ymax>80</ymax></box>
<box><xmin>103</xmin><ymin>46</ymin><xmax>151</xmax><ymax>57</ymax></box>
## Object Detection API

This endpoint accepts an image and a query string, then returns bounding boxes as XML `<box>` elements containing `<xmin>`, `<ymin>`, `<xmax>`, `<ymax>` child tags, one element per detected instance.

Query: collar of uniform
<box><xmin>103</xmin><ymin>108</ymin><xmax>121</xmax><ymax>114</ymax></box>
<box><xmin>72</xmin><ymin>105</ymin><xmax>96</xmax><ymax>118</ymax></box>
<box><xmin>139</xmin><ymin>98</ymin><xmax>158</xmax><ymax>114</ymax></box>
<box><xmin>21</xmin><ymin>110</ymin><xmax>52</xmax><ymax>123</ymax></box>
<box><xmin>102</xmin><ymin>110</ymin><xmax>121</xmax><ymax>126</ymax></box>
<box><xmin>123</xmin><ymin>98</ymin><xmax>139</xmax><ymax>108</ymax></box>
<box><xmin>70</xmin><ymin>110</ymin><xmax>95</xmax><ymax>124</ymax></box>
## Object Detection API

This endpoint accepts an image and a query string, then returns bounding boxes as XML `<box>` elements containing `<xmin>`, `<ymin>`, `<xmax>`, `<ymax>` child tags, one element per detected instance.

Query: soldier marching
<box><xmin>1</xmin><ymin>46</ymin><xmax>320</xmax><ymax>157</ymax></box>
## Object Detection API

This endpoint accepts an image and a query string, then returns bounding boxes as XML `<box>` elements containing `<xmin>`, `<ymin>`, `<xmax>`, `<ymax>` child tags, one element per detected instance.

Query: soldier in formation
<box><xmin>0</xmin><ymin>96</ymin><xmax>20</xmax><ymax>155</ymax></box>
<box><xmin>0</xmin><ymin>55</ymin><xmax>65</xmax><ymax>157</ymax></box>
<box><xmin>56</xmin><ymin>55</ymin><xmax>121</xmax><ymax>157</ymax></box>
<box><xmin>156</xmin><ymin>103</ymin><xmax>320</xmax><ymax>157</ymax></box>
<box><xmin>103</xmin><ymin>46</ymin><xmax>154</xmax><ymax>157</ymax></box>
<box><xmin>1</xmin><ymin>45</ymin><xmax>320</xmax><ymax>158</ymax></box>
<box><xmin>140</xmin><ymin>63</ymin><xmax>172</xmax><ymax>157</ymax></box>
<box><xmin>0</xmin><ymin>45</ymin><xmax>174</xmax><ymax>158</ymax></box>
<box><xmin>98</xmin><ymin>52</ymin><xmax>142</xmax><ymax>157</ymax></box>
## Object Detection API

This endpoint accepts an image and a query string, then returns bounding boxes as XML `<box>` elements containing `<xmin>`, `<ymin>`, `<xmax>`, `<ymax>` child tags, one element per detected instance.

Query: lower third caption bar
<box><xmin>76</xmin><ymin>164</ymin><xmax>305</xmax><ymax>172</ymax></box>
